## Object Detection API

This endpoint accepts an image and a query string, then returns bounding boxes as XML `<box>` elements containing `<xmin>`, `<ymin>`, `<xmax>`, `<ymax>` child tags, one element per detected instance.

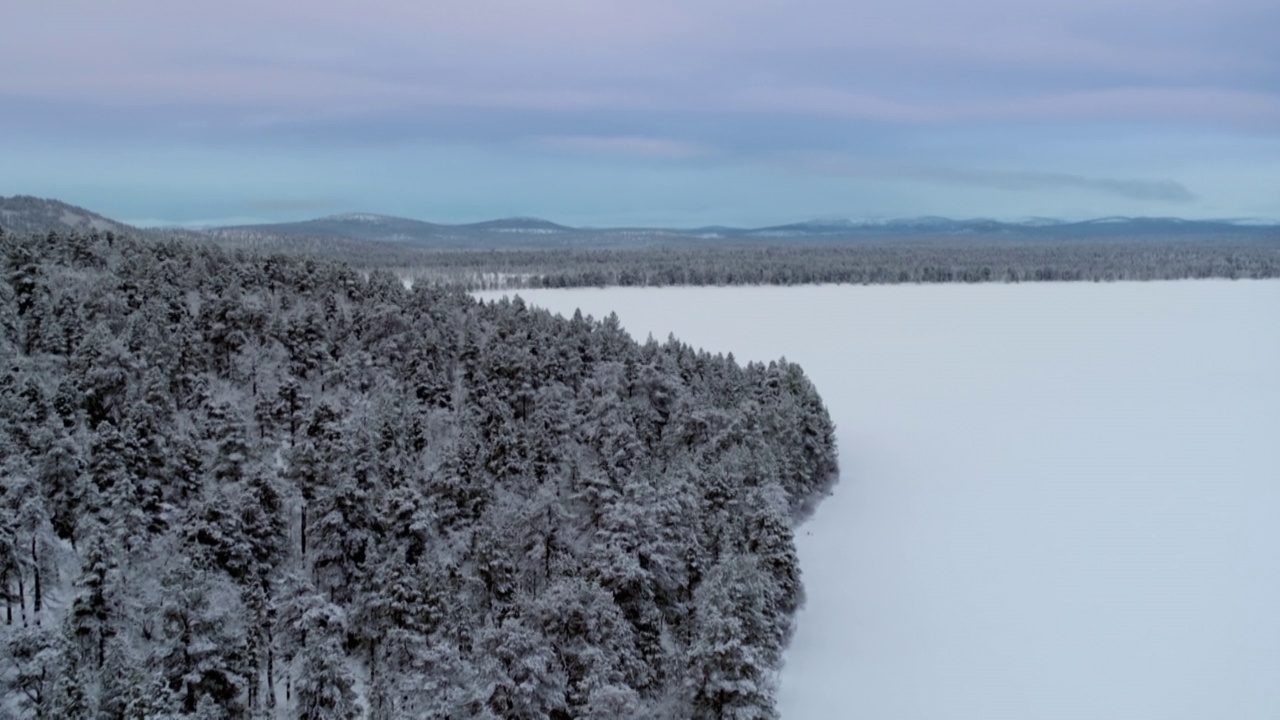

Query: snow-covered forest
<box><xmin>0</xmin><ymin>228</ymin><xmax>838</xmax><ymax>719</ymax></box>
<box><xmin>416</xmin><ymin>240</ymin><xmax>1280</xmax><ymax>291</ymax></box>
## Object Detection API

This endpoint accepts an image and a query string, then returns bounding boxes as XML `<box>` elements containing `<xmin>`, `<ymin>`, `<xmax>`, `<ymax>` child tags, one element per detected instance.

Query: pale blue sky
<box><xmin>2</xmin><ymin>0</ymin><xmax>1277</xmax><ymax>227</ymax></box>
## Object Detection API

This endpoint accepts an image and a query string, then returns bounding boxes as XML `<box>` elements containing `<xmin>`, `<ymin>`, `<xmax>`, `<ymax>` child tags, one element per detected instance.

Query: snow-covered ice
<box><xmin>480</xmin><ymin>281</ymin><xmax>1280</xmax><ymax>720</ymax></box>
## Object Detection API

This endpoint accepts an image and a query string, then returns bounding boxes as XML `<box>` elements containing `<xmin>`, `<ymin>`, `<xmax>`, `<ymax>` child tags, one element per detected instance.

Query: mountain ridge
<box><xmin>3</xmin><ymin>195</ymin><xmax>1277</xmax><ymax>251</ymax></box>
<box><xmin>180</xmin><ymin>210</ymin><xmax>1280</xmax><ymax>247</ymax></box>
<box><xmin>0</xmin><ymin>195</ymin><xmax>137</xmax><ymax>236</ymax></box>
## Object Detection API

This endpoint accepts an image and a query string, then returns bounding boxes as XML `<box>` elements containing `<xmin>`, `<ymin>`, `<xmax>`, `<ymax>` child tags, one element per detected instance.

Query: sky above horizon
<box><xmin>2</xmin><ymin>0</ymin><xmax>1277</xmax><ymax>227</ymax></box>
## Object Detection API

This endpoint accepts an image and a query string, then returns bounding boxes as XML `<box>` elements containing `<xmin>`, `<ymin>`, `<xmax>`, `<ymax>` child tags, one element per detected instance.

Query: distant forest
<box><xmin>182</xmin><ymin>225</ymin><xmax>1280</xmax><ymax>290</ymax></box>
<box><xmin>408</xmin><ymin>238</ymin><xmax>1280</xmax><ymax>290</ymax></box>
<box><xmin>0</xmin><ymin>227</ymin><xmax>837</xmax><ymax>719</ymax></box>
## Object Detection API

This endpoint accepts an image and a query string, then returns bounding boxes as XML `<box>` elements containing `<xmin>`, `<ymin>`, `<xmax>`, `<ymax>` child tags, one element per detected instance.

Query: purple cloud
<box><xmin>3</xmin><ymin>0</ymin><xmax>1274</xmax><ymax>128</ymax></box>
<box><xmin>778</xmin><ymin>152</ymin><xmax>1198</xmax><ymax>203</ymax></box>
<box><xmin>726</xmin><ymin>86</ymin><xmax>1280</xmax><ymax>128</ymax></box>
<box><xmin>531</xmin><ymin>135</ymin><xmax>711</xmax><ymax>159</ymax></box>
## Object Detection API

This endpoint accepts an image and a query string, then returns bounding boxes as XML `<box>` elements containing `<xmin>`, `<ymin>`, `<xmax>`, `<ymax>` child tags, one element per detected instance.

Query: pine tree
<box><xmin>289</xmin><ymin>590</ymin><xmax>358</xmax><ymax>720</ymax></box>
<box><xmin>4</xmin><ymin>625</ymin><xmax>64</xmax><ymax>716</ymax></box>
<box><xmin>155</xmin><ymin>559</ymin><xmax>249</xmax><ymax>716</ymax></box>
<box><xmin>686</xmin><ymin>555</ymin><xmax>781</xmax><ymax>720</ymax></box>
<box><xmin>68</xmin><ymin>535</ymin><xmax>113</xmax><ymax>668</ymax></box>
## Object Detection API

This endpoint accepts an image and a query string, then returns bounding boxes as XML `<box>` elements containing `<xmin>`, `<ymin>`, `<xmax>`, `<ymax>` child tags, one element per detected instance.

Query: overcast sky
<box><xmin>2</xmin><ymin>0</ymin><xmax>1277</xmax><ymax>227</ymax></box>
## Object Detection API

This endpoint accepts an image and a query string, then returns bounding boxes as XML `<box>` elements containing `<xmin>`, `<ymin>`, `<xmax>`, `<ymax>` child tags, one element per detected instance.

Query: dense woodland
<box><xmin>409</xmin><ymin>238</ymin><xmax>1280</xmax><ymax>290</ymax></box>
<box><xmin>0</xmin><ymin>228</ymin><xmax>838</xmax><ymax>719</ymax></box>
<box><xmin>190</xmin><ymin>228</ymin><xmax>1280</xmax><ymax>289</ymax></box>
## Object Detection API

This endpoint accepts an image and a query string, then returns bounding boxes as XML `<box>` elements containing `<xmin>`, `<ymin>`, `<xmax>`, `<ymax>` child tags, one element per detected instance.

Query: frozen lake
<box><xmin>479</xmin><ymin>281</ymin><xmax>1280</xmax><ymax>720</ymax></box>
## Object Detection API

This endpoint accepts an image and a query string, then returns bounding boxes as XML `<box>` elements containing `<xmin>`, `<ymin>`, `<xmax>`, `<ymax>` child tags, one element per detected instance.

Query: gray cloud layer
<box><xmin>1</xmin><ymin>0</ymin><xmax>1275</xmax><ymax>222</ymax></box>
<box><xmin>243</xmin><ymin>198</ymin><xmax>341</xmax><ymax>214</ymax></box>
<box><xmin>3</xmin><ymin>0</ymin><xmax>1276</xmax><ymax>128</ymax></box>
<box><xmin>785</xmin><ymin>154</ymin><xmax>1198</xmax><ymax>203</ymax></box>
<box><xmin>924</xmin><ymin>169</ymin><xmax>1198</xmax><ymax>203</ymax></box>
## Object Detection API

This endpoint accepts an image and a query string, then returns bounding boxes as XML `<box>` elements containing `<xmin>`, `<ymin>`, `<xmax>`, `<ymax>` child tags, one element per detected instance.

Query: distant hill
<box><xmin>214</xmin><ymin>213</ymin><xmax>448</xmax><ymax>243</ymax></box>
<box><xmin>741</xmin><ymin>215</ymin><xmax>1276</xmax><ymax>239</ymax></box>
<box><xmin>0</xmin><ymin>195</ymin><xmax>135</xmax><ymax>236</ymax></box>
<box><xmin>216</xmin><ymin>212</ymin><xmax>1279</xmax><ymax>249</ymax></box>
<box><xmin>458</xmin><ymin>217</ymin><xmax>576</xmax><ymax>233</ymax></box>
<box><xmin>2</xmin><ymin>196</ymin><xmax>1276</xmax><ymax>255</ymax></box>
<box><xmin>207</xmin><ymin>214</ymin><xmax>594</xmax><ymax>250</ymax></box>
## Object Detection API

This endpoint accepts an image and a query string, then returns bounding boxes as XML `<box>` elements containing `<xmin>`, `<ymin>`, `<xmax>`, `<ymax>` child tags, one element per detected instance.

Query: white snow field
<box><xmin>479</xmin><ymin>281</ymin><xmax>1280</xmax><ymax>720</ymax></box>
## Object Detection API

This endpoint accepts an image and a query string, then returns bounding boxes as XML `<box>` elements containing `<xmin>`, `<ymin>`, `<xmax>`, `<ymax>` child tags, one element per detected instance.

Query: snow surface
<box><xmin>478</xmin><ymin>281</ymin><xmax>1280</xmax><ymax>720</ymax></box>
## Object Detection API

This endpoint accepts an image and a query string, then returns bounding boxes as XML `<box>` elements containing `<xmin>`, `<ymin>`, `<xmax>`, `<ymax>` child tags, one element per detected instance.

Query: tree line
<box><xmin>407</xmin><ymin>238</ymin><xmax>1280</xmax><ymax>291</ymax></box>
<box><xmin>133</xmin><ymin>224</ymin><xmax>1280</xmax><ymax>291</ymax></box>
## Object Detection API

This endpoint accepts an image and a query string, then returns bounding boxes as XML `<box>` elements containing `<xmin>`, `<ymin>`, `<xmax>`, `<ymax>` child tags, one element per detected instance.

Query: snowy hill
<box><xmin>3</xmin><ymin>196</ymin><xmax>1275</xmax><ymax>252</ymax></box>
<box><xmin>0</xmin><ymin>195</ymin><xmax>134</xmax><ymax>236</ymax></box>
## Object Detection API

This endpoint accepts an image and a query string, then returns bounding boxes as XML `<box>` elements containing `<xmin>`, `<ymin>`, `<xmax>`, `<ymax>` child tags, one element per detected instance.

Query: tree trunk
<box><xmin>17</xmin><ymin>571</ymin><xmax>26</xmax><ymax>627</ymax></box>
<box><xmin>267</xmin><ymin>631</ymin><xmax>276</xmax><ymax>709</ymax></box>
<box><xmin>369</xmin><ymin>637</ymin><xmax>378</xmax><ymax>715</ymax></box>
<box><xmin>31</xmin><ymin>535</ymin><xmax>40</xmax><ymax>625</ymax></box>
<box><xmin>247</xmin><ymin>634</ymin><xmax>259</xmax><ymax>713</ymax></box>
